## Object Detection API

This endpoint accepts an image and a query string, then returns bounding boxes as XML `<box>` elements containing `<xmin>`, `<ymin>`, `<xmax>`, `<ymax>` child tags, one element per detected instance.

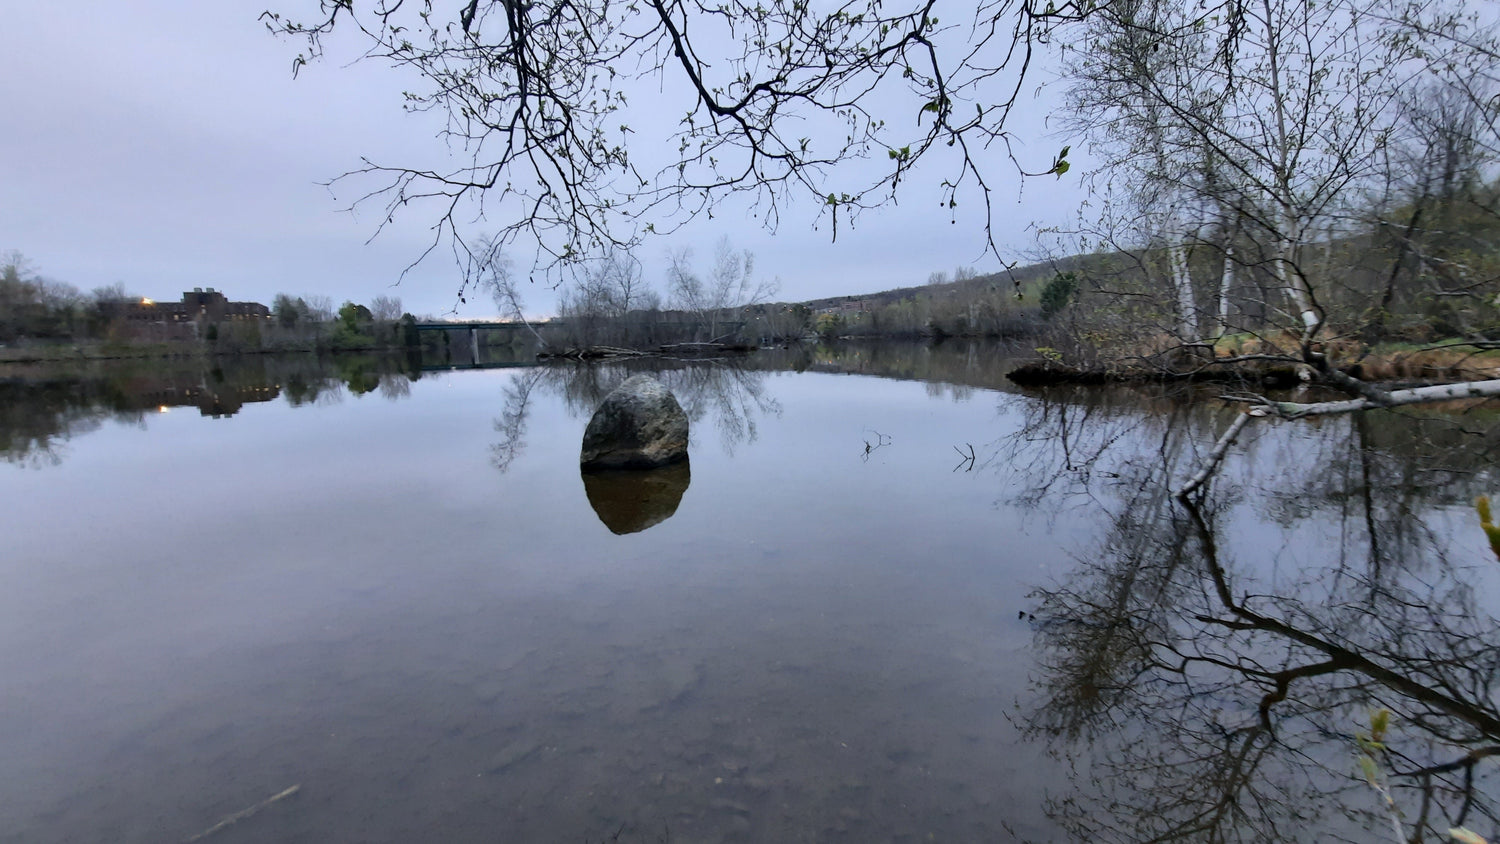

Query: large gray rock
<box><xmin>580</xmin><ymin>375</ymin><xmax>689</xmax><ymax>470</ymax></box>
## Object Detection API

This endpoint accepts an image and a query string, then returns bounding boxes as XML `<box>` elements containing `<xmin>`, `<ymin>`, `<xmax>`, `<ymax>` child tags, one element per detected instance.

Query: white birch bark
<box><xmin>1269</xmin><ymin>379</ymin><xmax>1500</xmax><ymax>417</ymax></box>
<box><xmin>1261</xmin><ymin>0</ymin><xmax>1321</xmax><ymax>339</ymax></box>
<box><xmin>1176</xmin><ymin>412</ymin><xmax>1255</xmax><ymax>499</ymax></box>
<box><xmin>1215</xmin><ymin>242</ymin><xmax>1236</xmax><ymax>339</ymax></box>
<box><xmin>1169</xmin><ymin>243</ymin><xmax>1198</xmax><ymax>341</ymax></box>
<box><xmin>1276</xmin><ymin>232</ymin><xmax>1321</xmax><ymax>335</ymax></box>
<box><xmin>1178</xmin><ymin>379</ymin><xmax>1500</xmax><ymax>496</ymax></box>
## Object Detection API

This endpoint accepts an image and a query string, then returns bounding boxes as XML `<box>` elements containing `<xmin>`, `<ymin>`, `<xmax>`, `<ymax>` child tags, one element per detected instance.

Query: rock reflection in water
<box><xmin>581</xmin><ymin>461</ymin><xmax>691</xmax><ymax>534</ymax></box>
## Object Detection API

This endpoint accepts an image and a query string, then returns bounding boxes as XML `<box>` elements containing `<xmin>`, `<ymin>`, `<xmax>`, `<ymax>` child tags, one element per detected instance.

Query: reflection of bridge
<box><xmin>412</xmin><ymin>321</ymin><xmax>564</xmax><ymax>360</ymax></box>
<box><xmin>419</xmin><ymin>360</ymin><xmax>537</xmax><ymax>373</ymax></box>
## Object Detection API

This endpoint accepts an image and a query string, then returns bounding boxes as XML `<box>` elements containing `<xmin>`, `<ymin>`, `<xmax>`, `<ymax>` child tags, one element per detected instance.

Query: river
<box><xmin>3</xmin><ymin>343</ymin><xmax>1498</xmax><ymax>842</ymax></box>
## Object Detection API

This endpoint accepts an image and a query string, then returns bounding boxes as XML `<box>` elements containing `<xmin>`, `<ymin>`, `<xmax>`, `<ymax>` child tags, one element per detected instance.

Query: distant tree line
<box><xmin>0</xmin><ymin>251</ymin><xmax>138</xmax><ymax>343</ymax></box>
<box><xmin>483</xmin><ymin>235</ymin><xmax>791</xmax><ymax>350</ymax></box>
<box><xmin>0</xmin><ymin>251</ymin><xmax>426</xmax><ymax>355</ymax></box>
<box><xmin>484</xmin><ymin>235</ymin><xmax>1066</xmax><ymax>350</ymax></box>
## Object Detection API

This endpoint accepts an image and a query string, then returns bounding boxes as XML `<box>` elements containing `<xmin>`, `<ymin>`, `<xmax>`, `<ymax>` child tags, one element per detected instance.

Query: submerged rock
<box><xmin>582</xmin><ymin>461</ymin><xmax>691</xmax><ymax>534</ymax></box>
<box><xmin>580</xmin><ymin>375</ymin><xmax>690</xmax><ymax>470</ymax></box>
<box><xmin>486</xmin><ymin>737</ymin><xmax>544</xmax><ymax>774</ymax></box>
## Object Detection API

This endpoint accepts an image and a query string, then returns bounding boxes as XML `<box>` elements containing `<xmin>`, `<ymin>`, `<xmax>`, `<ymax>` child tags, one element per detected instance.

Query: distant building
<box><xmin>105</xmin><ymin>288</ymin><xmax>271</xmax><ymax>339</ymax></box>
<box><xmin>177</xmin><ymin>287</ymin><xmax>271</xmax><ymax>323</ymax></box>
<box><xmin>816</xmin><ymin>299</ymin><xmax>871</xmax><ymax>316</ymax></box>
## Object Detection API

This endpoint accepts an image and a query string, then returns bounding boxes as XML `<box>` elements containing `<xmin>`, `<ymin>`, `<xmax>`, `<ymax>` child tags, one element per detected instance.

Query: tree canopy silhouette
<box><xmin>262</xmin><ymin>0</ymin><xmax>1089</xmax><ymax>289</ymax></box>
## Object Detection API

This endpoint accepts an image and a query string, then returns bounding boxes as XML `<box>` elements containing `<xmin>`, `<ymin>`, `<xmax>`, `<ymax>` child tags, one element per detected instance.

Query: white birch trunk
<box><xmin>1179</xmin><ymin>379</ymin><xmax>1500</xmax><ymax>496</ymax></box>
<box><xmin>1276</xmin><ymin>232</ymin><xmax>1320</xmax><ymax>335</ymax></box>
<box><xmin>1169</xmin><ymin>243</ymin><xmax>1197</xmax><ymax>341</ymax></box>
<box><xmin>1261</xmin><ymin>1</ymin><xmax>1320</xmax><ymax>339</ymax></box>
<box><xmin>1271</xmin><ymin>379</ymin><xmax>1500</xmax><ymax>417</ymax></box>
<box><xmin>1176</xmin><ymin>412</ymin><xmax>1254</xmax><ymax>498</ymax></box>
<box><xmin>1215</xmin><ymin>243</ymin><xmax>1236</xmax><ymax>339</ymax></box>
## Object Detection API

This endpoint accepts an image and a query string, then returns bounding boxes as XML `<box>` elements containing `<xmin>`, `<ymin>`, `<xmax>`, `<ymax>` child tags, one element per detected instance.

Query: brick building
<box><xmin>107</xmin><ymin>288</ymin><xmax>271</xmax><ymax>339</ymax></box>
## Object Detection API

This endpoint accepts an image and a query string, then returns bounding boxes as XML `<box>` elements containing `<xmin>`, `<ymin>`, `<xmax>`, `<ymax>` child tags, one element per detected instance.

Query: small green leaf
<box><xmin>1358</xmin><ymin>754</ymin><xmax>1379</xmax><ymax>786</ymax></box>
<box><xmin>1484</xmin><ymin>523</ymin><xmax>1500</xmax><ymax>561</ymax></box>
<box><xmin>1054</xmin><ymin>160</ymin><xmax>1070</xmax><ymax>177</ymax></box>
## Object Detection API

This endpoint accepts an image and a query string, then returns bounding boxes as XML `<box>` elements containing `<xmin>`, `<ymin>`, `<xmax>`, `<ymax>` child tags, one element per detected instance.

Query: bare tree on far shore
<box><xmin>666</xmin><ymin>237</ymin><xmax>778</xmax><ymax>341</ymax></box>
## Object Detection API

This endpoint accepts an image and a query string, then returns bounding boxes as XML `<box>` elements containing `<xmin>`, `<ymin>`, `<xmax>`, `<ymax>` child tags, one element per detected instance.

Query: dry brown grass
<box><xmin>1208</xmin><ymin>332</ymin><xmax>1500</xmax><ymax>382</ymax></box>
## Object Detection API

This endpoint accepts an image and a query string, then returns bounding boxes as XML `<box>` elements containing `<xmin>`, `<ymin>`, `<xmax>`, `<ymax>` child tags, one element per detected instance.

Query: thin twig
<box><xmin>182</xmin><ymin>785</ymin><xmax>301</xmax><ymax>843</ymax></box>
<box><xmin>952</xmin><ymin>443</ymin><xmax>977</xmax><ymax>472</ymax></box>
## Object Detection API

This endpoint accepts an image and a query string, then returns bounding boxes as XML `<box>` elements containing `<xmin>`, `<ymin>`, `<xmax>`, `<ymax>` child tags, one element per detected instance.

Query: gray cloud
<box><xmin>1</xmin><ymin>1</ymin><xmax>1090</xmax><ymax>318</ymax></box>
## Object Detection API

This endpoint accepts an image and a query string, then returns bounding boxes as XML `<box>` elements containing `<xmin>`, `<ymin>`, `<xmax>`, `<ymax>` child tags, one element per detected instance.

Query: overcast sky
<box><xmin>1</xmin><ymin>1</ymin><xmax>1091</xmax><ymax>319</ymax></box>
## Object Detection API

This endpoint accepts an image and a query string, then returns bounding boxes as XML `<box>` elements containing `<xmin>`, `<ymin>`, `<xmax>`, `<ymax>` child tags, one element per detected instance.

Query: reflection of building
<box><xmin>134</xmin><ymin>383</ymin><xmax>282</xmax><ymax>418</ymax></box>
<box><xmin>104</xmin><ymin>365</ymin><xmax>283</xmax><ymax>418</ymax></box>
<box><xmin>105</xmin><ymin>288</ymin><xmax>271</xmax><ymax>339</ymax></box>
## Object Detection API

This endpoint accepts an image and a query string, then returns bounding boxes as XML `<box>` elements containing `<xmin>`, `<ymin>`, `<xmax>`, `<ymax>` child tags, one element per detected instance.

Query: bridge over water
<box><xmin>412</xmin><ymin>317</ymin><xmax>752</xmax><ymax>363</ymax></box>
<box><xmin>411</xmin><ymin>320</ymin><xmax>562</xmax><ymax>361</ymax></box>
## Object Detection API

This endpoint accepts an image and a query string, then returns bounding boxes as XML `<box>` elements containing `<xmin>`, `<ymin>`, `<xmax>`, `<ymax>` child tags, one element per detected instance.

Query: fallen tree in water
<box><xmin>1006</xmin><ymin>360</ymin><xmax>1306</xmax><ymax>388</ymax></box>
<box><xmin>1008</xmin><ymin>338</ymin><xmax>1500</xmax><ymax>390</ymax></box>
<box><xmin>538</xmin><ymin>346</ymin><xmax>653</xmax><ymax>361</ymax></box>
<box><xmin>538</xmin><ymin>341</ymin><xmax>759</xmax><ymax>361</ymax></box>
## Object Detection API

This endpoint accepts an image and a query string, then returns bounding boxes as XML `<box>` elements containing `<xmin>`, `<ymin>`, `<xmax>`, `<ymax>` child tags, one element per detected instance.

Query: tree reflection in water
<box><xmin>490</xmin><ymin>368</ymin><xmax>544</xmax><ymax>473</ymax></box>
<box><xmin>1005</xmin><ymin>387</ymin><xmax>1500</xmax><ymax>843</ymax></box>
<box><xmin>4</xmin><ymin>340</ymin><xmax>1022</xmax><ymax>472</ymax></box>
<box><xmin>0</xmin><ymin>384</ymin><xmax>114</xmax><ymax>468</ymax></box>
<box><xmin>0</xmin><ymin>355</ymin><xmax>423</xmax><ymax>469</ymax></box>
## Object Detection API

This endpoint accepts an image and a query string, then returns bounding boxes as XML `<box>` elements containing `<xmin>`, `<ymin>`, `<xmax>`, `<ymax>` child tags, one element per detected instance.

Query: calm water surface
<box><xmin>3</xmin><ymin>345</ymin><xmax>1498</xmax><ymax>843</ymax></box>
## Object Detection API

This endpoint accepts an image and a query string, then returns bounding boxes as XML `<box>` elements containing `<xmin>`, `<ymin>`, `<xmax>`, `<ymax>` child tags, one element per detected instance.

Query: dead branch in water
<box><xmin>537</xmin><ymin>346</ymin><xmax>654</xmax><ymax>360</ymax></box>
<box><xmin>953</xmin><ymin>443</ymin><xmax>977</xmax><ymax>472</ymax></box>
<box><xmin>182</xmin><ymin>784</ymin><xmax>301</xmax><ymax>843</ymax></box>
<box><xmin>537</xmin><ymin>342</ymin><xmax>757</xmax><ymax>360</ymax></box>
<box><xmin>862</xmin><ymin>429</ymin><xmax>892</xmax><ymax>461</ymax></box>
<box><xmin>1177</xmin><ymin>378</ymin><xmax>1500</xmax><ymax>499</ymax></box>
<box><xmin>657</xmin><ymin>341</ymin><xmax>758</xmax><ymax>354</ymax></box>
